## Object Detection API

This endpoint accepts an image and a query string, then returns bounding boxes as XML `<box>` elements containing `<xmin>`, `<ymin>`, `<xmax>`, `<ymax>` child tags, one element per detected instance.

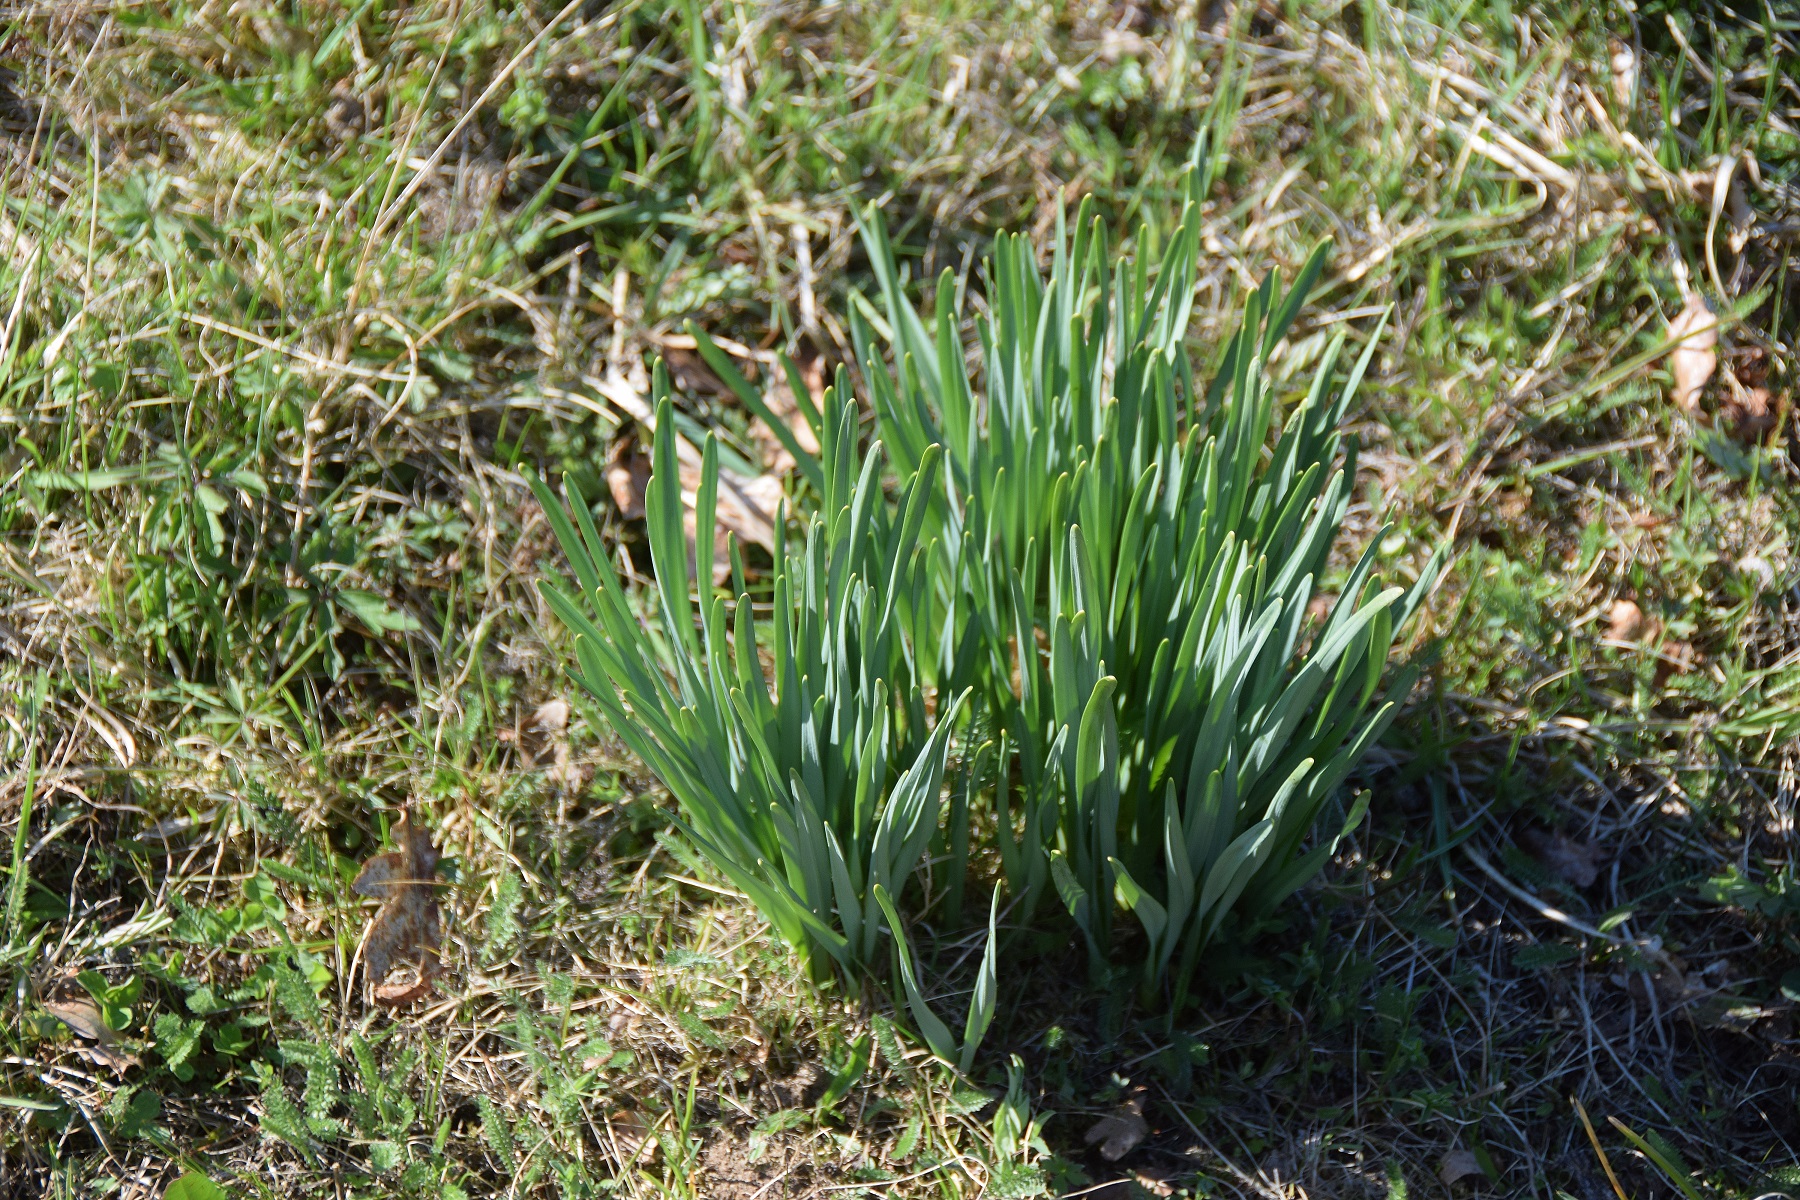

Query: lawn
<box><xmin>2</xmin><ymin>1</ymin><xmax>1798</xmax><ymax>1198</ymax></box>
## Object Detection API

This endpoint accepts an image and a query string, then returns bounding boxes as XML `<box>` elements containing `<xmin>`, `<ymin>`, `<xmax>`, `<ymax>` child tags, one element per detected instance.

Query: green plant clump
<box><xmin>535</xmin><ymin>155</ymin><xmax>1443</xmax><ymax>1054</ymax></box>
<box><xmin>532</xmin><ymin>379</ymin><xmax>970</xmax><ymax>981</ymax></box>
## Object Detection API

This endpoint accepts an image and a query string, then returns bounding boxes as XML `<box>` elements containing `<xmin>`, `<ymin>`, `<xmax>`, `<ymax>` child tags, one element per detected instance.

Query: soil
<box><xmin>699</xmin><ymin>1128</ymin><xmax>822</xmax><ymax>1200</ymax></box>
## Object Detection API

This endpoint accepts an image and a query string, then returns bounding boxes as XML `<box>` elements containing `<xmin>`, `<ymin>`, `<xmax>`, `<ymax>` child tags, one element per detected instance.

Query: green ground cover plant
<box><xmin>1</xmin><ymin>1</ymin><xmax>1798</xmax><ymax>1197</ymax></box>
<box><xmin>531</xmin><ymin>385</ymin><xmax>979</xmax><ymax>988</ymax></box>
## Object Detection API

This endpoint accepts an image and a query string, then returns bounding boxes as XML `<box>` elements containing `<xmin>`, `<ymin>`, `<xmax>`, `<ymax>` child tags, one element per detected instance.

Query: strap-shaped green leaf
<box><xmin>1073</xmin><ymin>676</ymin><xmax>1120</xmax><ymax>888</ymax></box>
<box><xmin>1049</xmin><ymin>849</ymin><xmax>1091</xmax><ymax>936</ymax></box>
<box><xmin>1193</xmin><ymin>818</ymin><xmax>1275</xmax><ymax>939</ymax></box>
<box><xmin>1157</xmin><ymin>784</ymin><xmax>1195</xmax><ymax>973</ymax></box>
<box><xmin>1262</xmin><ymin>239</ymin><xmax>1331</xmax><ymax>357</ymax></box>
<box><xmin>822</xmin><ymin>824</ymin><xmax>862</xmax><ymax>959</ymax></box>
<box><xmin>675</xmin><ymin>814</ymin><xmax>850</xmax><ymax>974</ymax></box>
<box><xmin>526</xmin><ymin>471</ymin><xmax>600</xmax><ymax>606</ymax></box>
<box><xmin>1110</xmin><ymin>856</ymin><xmax>1168</xmax><ymax>957</ymax></box>
<box><xmin>1244</xmin><ymin>788</ymin><xmax>1373</xmax><ymax>919</ymax></box>
<box><xmin>872</xmin><ymin>884</ymin><xmax>956</xmax><ymax>1065</ymax></box>
<box><xmin>645</xmin><ymin>397</ymin><xmax>700</xmax><ymax>667</ymax></box>
<box><xmin>693</xmin><ymin>435</ymin><xmax>719</xmax><ymax>615</ymax></box>
<box><xmin>686</xmin><ymin>321</ymin><xmax>824</xmax><ymax>493</ymax></box>
<box><xmin>959</xmin><ymin>888</ymin><xmax>1002</xmax><ymax>1073</ymax></box>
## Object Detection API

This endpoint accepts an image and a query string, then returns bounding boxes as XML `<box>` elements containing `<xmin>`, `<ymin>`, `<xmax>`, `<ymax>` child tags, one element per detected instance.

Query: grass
<box><xmin>1</xmin><ymin>0</ymin><xmax>1797</xmax><ymax>1197</ymax></box>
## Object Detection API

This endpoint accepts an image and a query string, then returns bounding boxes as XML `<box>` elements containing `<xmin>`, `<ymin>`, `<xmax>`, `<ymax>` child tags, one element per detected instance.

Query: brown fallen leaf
<box><xmin>1719</xmin><ymin>383</ymin><xmax>1783</xmax><ymax>443</ymax></box>
<box><xmin>532</xmin><ymin>698</ymin><xmax>569</xmax><ymax>735</ymax></box>
<box><xmin>354</xmin><ymin>809</ymin><xmax>442</xmax><ymax>1006</ymax></box>
<box><xmin>1133</xmin><ymin>1170</ymin><xmax>1177</xmax><ymax>1197</ymax></box>
<box><xmin>43</xmin><ymin>999</ymin><xmax>140</xmax><ymax>1074</ymax></box>
<box><xmin>607</xmin><ymin>1109</ymin><xmax>659</xmax><ymax>1167</ymax></box>
<box><xmin>1440</xmin><ymin>1148</ymin><xmax>1484</xmax><ymax>1185</ymax></box>
<box><xmin>1084</xmin><ymin>1099</ymin><xmax>1147</xmax><ymax>1162</ymax></box>
<box><xmin>1666</xmin><ymin>294</ymin><xmax>1718</xmax><ymax>412</ymax></box>
<box><xmin>43</xmin><ymin>997</ymin><xmax>110</xmax><ymax>1041</ymax></box>
<box><xmin>1608</xmin><ymin>39</ymin><xmax>1636</xmax><ymax>109</ymax></box>
<box><xmin>605</xmin><ymin>440</ymin><xmax>650</xmax><ymax>520</ymax></box>
<box><xmin>750</xmin><ymin>353</ymin><xmax>823</xmax><ymax>476</ymax></box>
<box><xmin>1605</xmin><ymin>598</ymin><xmax>1644</xmax><ymax>642</ymax></box>
<box><xmin>688</xmin><ymin>463</ymin><xmax>784</xmax><ymax>563</ymax></box>
<box><xmin>593</xmin><ymin>369</ymin><xmax>786</xmax><ymax>584</ymax></box>
<box><xmin>1652</xmin><ymin>639</ymin><xmax>1702</xmax><ymax>690</ymax></box>
<box><xmin>1519</xmin><ymin>828</ymin><xmax>1608</xmax><ymax>889</ymax></box>
<box><xmin>1615</xmin><ymin>958</ymin><xmax>1692</xmax><ymax>1007</ymax></box>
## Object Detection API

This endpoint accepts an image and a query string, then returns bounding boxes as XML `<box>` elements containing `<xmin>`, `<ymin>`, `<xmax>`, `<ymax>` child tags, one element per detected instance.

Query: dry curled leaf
<box><xmin>1519</xmin><ymin>829</ymin><xmax>1608</xmax><ymax>889</ymax></box>
<box><xmin>1652</xmin><ymin>639</ymin><xmax>1702</xmax><ymax>690</ymax></box>
<box><xmin>1719</xmin><ymin>383</ymin><xmax>1782</xmax><ymax>442</ymax></box>
<box><xmin>354</xmin><ymin>810</ymin><xmax>441</xmax><ymax>1006</ymax></box>
<box><xmin>1608</xmin><ymin>39</ymin><xmax>1636</xmax><ymax>108</ymax></box>
<box><xmin>605</xmin><ymin>439</ymin><xmax>650</xmax><ymax>520</ymax></box>
<box><xmin>1439</xmin><ymin>1148</ymin><xmax>1484</xmax><ymax>1185</ymax></box>
<box><xmin>594</xmin><ymin>370</ymin><xmax>786</xmax><ymax>584</ymax></box>
<box><xmin>532</xmin><ymin>698</ymin><xmax>569</xmax><ymax>735</ymax></box>
<box><xmin>1084</xmin><ymin>1100</ymin><xmax>1148</xmax><ymax>1162</ymax></box>
<box><xmin>750</xmin><ymin>354</ymin><xmax>823</xmax><ymax>476</ymax></box>
<box><xmin>1606</xmin><ymin>598</ymin><xmax>1644</xmax><ymax>642</ymax></box>
<box><xmin>43</xmin><ymin>998</ymin><xmax>140</xmax><ymax>1074</ymax></box>
<box><xmin>607</xmin><ymin>1109</ymin><xmax>658</xmax><ymax>1167</ymax></box>
<box><xmin>1615</xmin><ymin>958</ymin><xmax>1692</xmax><ymax>1006</ymax></box>
<box><xmin>1132</xmin><ymin>1170</ymin><xmax>1177</xmax><ymax>1197</ymax></box>
<box><xmin>1666</xmin><ymin>294</ymin><xmax>1718</xmax><ymax>412</ymax></box>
